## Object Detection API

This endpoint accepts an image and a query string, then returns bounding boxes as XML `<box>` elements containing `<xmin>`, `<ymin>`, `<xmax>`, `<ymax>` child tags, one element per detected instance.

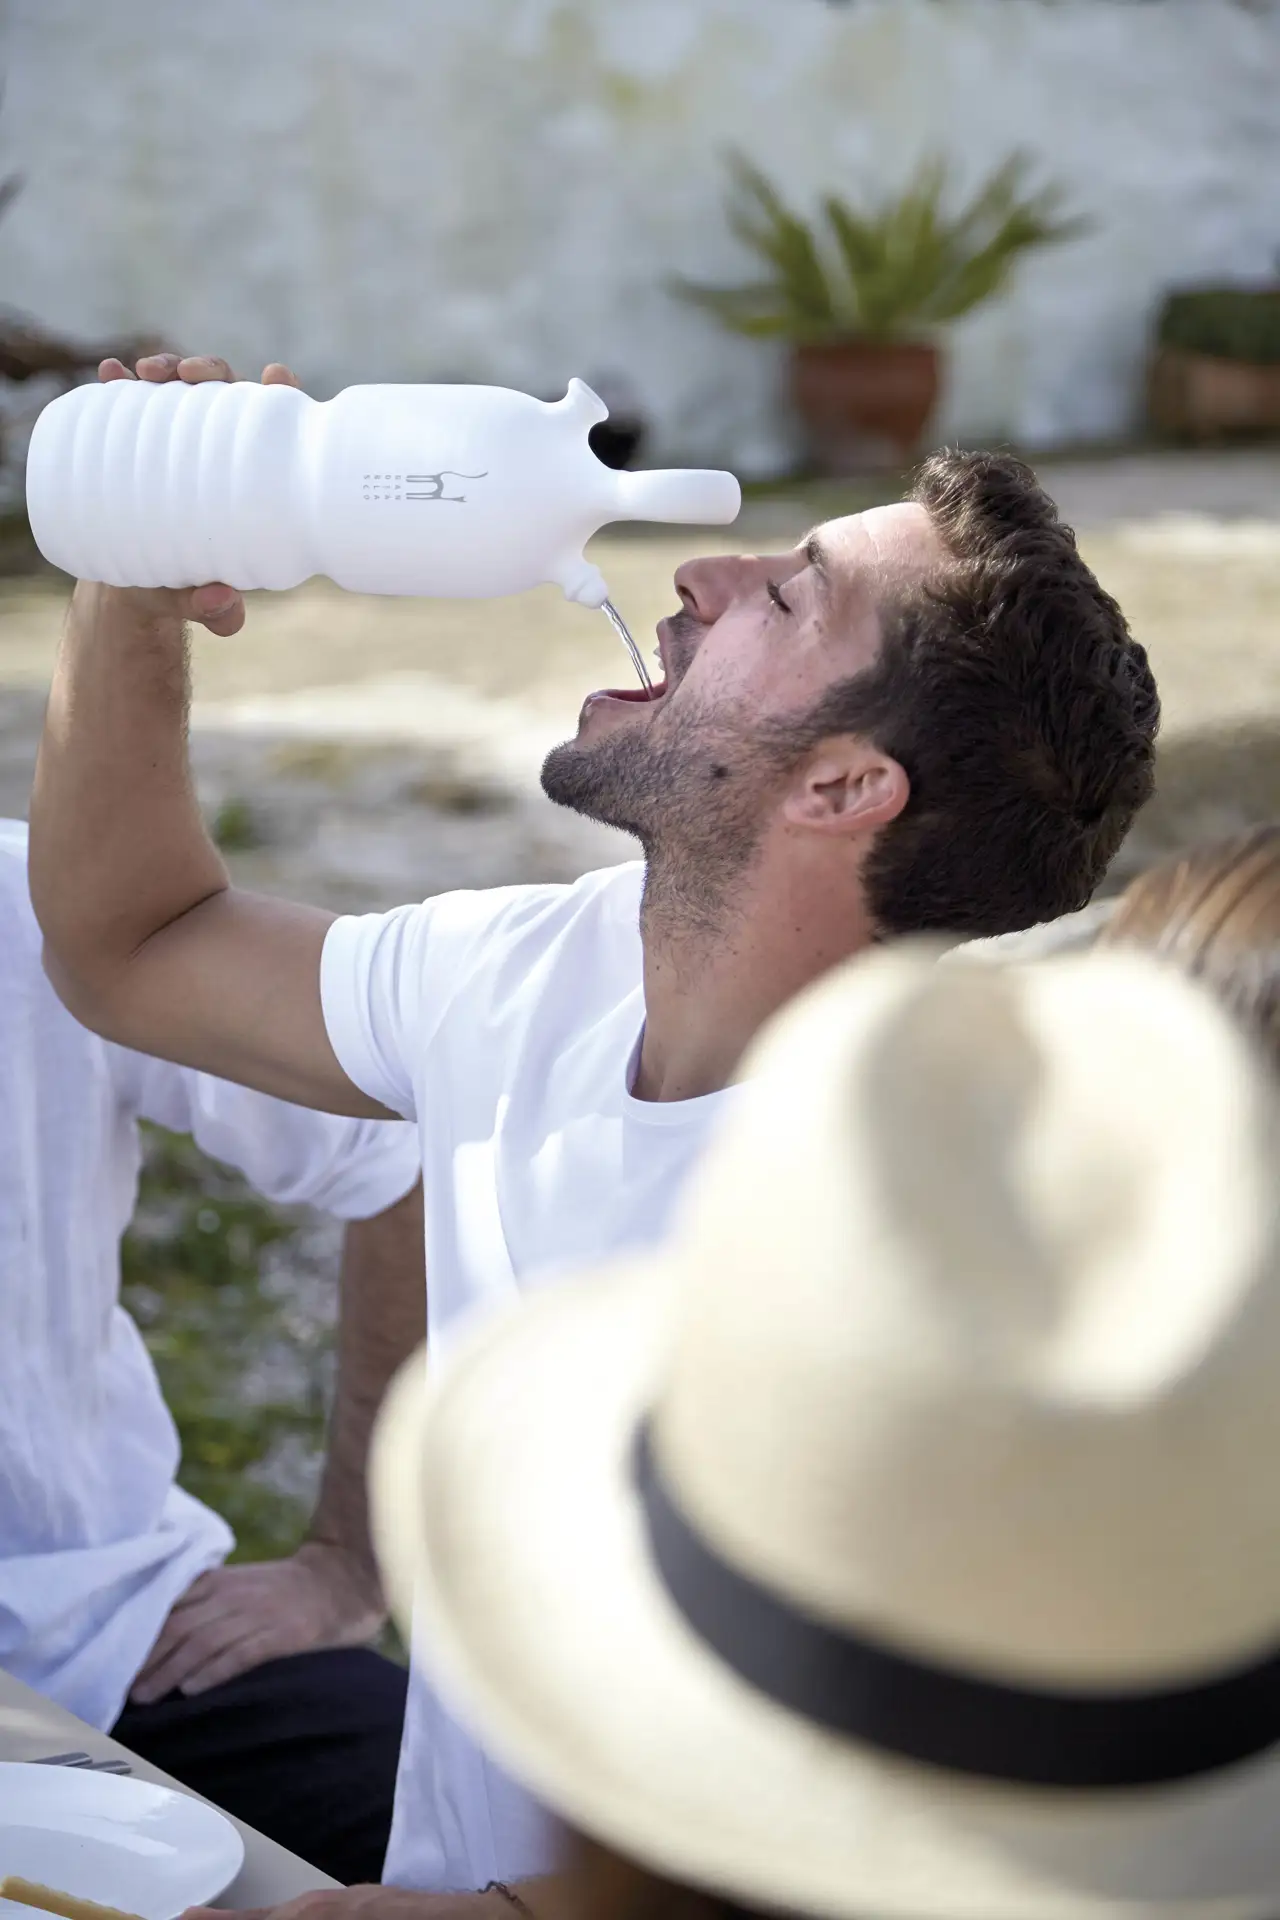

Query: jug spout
<box><xmin>554</xmin><ymin>554</ymin><xmax>610</xmax><ymax>608</ymax></box>
<box><xmin>613</xmin><ymin>467</ymin><xmax>741</xmax><ymax>527</ymax></box>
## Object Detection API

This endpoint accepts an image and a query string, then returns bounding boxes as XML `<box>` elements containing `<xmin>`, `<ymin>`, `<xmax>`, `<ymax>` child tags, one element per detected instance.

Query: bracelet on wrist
<box><xmin>484</xmin><ymin>1883</ymin><xmax>534</xmax><ymax>1919</ymax></box>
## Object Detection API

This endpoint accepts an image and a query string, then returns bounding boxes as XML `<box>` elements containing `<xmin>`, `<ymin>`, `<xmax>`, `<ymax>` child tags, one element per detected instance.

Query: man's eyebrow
<box><xmin>804</xmin><ymin>532</ymin><xmax>833</xmax><ymax>601</ymax></box>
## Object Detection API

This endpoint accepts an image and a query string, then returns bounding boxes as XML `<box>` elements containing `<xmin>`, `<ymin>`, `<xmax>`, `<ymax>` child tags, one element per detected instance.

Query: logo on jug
<box><xmin>362</xmin><ymin>472</ymin><xmax>488</xmax><ymax>504</ymax></box>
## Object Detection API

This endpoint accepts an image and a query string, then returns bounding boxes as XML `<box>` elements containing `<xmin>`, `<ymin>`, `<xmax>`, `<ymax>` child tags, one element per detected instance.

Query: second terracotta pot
<box><xmin>790</xmin><ymin>339</ymin><xmax>941</xmax><ymax>474</ymax></box>
<box><xmin>1148</xmin><ymin>345</ymin><xmax>1280</xmax><ymax>442</ymax></box>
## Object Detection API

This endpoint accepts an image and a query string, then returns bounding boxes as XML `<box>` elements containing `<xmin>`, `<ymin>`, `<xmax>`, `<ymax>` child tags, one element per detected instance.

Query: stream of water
<box><xmin>602</xmin><ymin>597</ymin><xmax>654</xmax><ymax>697</ymax></box>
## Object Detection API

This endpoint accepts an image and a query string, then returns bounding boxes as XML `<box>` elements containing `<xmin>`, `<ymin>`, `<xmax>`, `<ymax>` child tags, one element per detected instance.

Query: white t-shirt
<box><xmin>0</xmin><ymin>821</ymin><xmax>422</xmax><ymax>1732</ymax></box>
<box><xmin>320</xmin><ymin>861</ymin><xmax>731</xmax><ymax>1892</ymax></box>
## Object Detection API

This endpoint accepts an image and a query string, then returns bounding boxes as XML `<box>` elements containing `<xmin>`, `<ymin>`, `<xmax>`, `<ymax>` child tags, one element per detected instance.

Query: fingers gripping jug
<box><xmin>24</xmin><ymin>377</ymin><xmax>741</xmax><ymax>607</ymax></box>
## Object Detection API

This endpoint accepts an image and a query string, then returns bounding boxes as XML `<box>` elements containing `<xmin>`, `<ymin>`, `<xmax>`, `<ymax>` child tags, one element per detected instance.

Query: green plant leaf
<box><xmin>675</xmin><ymin>147</ymin><xmax>1089</xmax><ymax>346</ymax></box>
<box><xmin>824</xmin><ymin>198</ymin><xmax>898</xmax><ymax>336</ymax></box>
<box><xmin>916</xmin><ymin>151</ymin><xmax>1091</xmax><ymax>324</ymax></box>
<box><xmin>672</xmin><ymin>150</ymin><xmax>839</xmax><ymax>336</ymax></box>
<box><xmin>822</xmin><ymin>196</ymin><xmax>881</xmax><ymax>278</ymax></box>
<box><xmin>669</xmin><ymin>277</ymin><xmax>812</xmax><ymax>339</ymax></box>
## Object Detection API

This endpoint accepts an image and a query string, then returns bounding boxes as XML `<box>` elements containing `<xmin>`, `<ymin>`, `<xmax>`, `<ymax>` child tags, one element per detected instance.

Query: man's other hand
<box><xmin>130</xmin><ymin>1542</ymin><xmax>385</xmax><ymax>1705</ymax></box>
<box><xmin>181</xmin><ymin>1888</ymin><xmax>530</xmax><ymax>1920</ymax></box>
<box><xmin>92</xmin><ymin>351</ymin><xmax>304</xmax><ymax>638</ymax></box>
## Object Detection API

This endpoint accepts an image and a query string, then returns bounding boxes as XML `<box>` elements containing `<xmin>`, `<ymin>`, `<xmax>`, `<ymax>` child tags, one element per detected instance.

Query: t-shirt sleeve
<box><xmin>118</xmin><ymin>1052</ymin><xmax>421</xmax><ymax>1220</ymax></box>
<box><xmin>319</xmin><ymin>903</ymin><xmax>432</xmax><ymax>1120</ymax></box>
<box><xmin>319</xmin><ymin>885</ymin><xmax>556</xmax><ymax>1122</ymax></box>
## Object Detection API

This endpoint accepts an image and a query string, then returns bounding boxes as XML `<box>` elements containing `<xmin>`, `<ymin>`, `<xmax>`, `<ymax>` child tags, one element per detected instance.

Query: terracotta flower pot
<box><xmin>790</xmin><ymin>339</ymin><xmax>941</xmax><ymax>474</ymax></box>
<box><xmin>1148</xmin><ymin>345</ymin><xmax>1280</xmax><ymax>443</ymax></box>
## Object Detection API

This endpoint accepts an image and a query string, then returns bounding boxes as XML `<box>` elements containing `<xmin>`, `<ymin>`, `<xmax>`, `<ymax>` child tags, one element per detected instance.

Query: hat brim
<box><xmin>371</xmin><ymin>1262</ymin><xmax>1280</xmax><ymax>1920</ymax></box>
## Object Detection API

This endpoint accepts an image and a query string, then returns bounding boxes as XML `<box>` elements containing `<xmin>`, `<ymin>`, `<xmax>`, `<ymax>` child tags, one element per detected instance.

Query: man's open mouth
<box><xmin>585</xmin><ymin>626</ymin><xmax>673</xmax><ymax>709</ymax></box>
<box><xmin>596</xmin><ymin>676</ymin><xmax>669</xmax><ymax>705</ymax></box>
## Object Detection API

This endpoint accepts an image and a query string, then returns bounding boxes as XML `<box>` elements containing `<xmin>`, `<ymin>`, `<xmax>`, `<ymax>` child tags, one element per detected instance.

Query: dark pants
<box><xmin>113</xmin><ymin>1647</ymin><xmax>408</xmax><ymax>1888</ymax></box>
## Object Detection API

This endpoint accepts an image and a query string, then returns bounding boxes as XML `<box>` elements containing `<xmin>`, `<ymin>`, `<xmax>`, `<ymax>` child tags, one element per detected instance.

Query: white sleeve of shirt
<box><xmin>113</xmin><ymin>1051</ymin><xmax>421</xmax><ymax>1221</ymax></box>
<box><xmin>319</xmin><ymin>882</ymin><xmax>573</xmax><ymax>1120</ymax></box>
<box><xmin>0</xmin><ymin>816</ymin><xmax>420</xmax><ymax>1222</ymax></box>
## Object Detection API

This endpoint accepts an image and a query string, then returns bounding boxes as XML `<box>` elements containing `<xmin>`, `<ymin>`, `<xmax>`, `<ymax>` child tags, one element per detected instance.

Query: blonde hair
<box><xmin>1097</xmin><ymin>825</ymin><xmax>1280</xmax><ymax>1072</ymax></box>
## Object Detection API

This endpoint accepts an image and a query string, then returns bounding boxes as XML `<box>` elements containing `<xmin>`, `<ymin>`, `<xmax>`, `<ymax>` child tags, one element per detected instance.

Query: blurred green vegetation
<box><xmin>121</xmin><ymin>1124</ymin><xmax>328</xmax><ymax>1563</ymax></box>
<box><xmin>210</xmin><ymin>794</ymin><xmax>266</xmax><ymax>853</ymax></box>
<box><xmin>1158</xmin><ymin>288</ymin><xmax>1280</xmax><ymax>366</ymax></box>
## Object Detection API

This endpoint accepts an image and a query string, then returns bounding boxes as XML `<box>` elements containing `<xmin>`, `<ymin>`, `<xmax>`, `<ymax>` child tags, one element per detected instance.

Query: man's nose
<box><xmin>672</xmin><ymin>552</ymin><xmax>779</xmax><ymax>624</ymax></box>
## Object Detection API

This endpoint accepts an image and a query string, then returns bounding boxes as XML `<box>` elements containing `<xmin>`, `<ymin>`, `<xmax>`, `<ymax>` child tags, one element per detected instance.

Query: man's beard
<box><xmin>541</xmin><ymin>683</ymin><xmax>783</xmax><ymax>937</ymax></box>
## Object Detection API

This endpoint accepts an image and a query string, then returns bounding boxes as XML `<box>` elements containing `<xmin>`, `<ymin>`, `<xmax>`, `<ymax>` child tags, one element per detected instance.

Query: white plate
<box><xmin>0</xmin><ymin>1764</ymin><xmax>245</xmax><ymax>1920</ymax></box>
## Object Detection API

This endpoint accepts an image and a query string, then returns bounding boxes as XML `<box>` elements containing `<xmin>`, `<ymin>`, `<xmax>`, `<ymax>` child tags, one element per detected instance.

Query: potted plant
<box><xmin>674</xmin><ymin>151</ymin><xmax>1087</xmax><ymax>472</ymax></box>
<box><xmin>1148</xmin><ymin>286</ymin><xmax>1280</xmax><ymax>441</ymax></box>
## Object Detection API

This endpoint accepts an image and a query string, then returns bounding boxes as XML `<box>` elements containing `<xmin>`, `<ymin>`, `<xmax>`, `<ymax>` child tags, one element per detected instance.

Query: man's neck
<box><xmin>632</xmin><ymin>850</ymin><xmax>874</xmax><ymax>1103</ymax></box>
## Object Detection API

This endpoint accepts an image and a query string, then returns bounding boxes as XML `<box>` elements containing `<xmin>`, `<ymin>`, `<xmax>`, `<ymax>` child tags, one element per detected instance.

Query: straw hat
<box><xmin>371</xmin><ymin>948</ymin><xmax>1280</xmax><ymax>1920</ymax></box>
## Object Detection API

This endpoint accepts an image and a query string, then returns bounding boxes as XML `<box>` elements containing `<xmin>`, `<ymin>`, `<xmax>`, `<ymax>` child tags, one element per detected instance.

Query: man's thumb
<box><xmin>189</xmin><ymin>583</ymin><xmax>239</xmax><ymax>619</ymax></box>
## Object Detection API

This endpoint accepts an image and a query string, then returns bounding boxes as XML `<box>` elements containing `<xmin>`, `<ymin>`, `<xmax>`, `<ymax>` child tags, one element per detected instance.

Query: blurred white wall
<box><xmin>1</xmin><ymin>0</ymin><xmax>1277</xmax><ymax>471</ymax></box>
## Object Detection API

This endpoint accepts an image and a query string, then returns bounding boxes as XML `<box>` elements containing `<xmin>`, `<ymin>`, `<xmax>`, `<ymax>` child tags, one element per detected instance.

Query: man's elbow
<box><xmin>27</xmin><ymin>852</ymin><xmax>133</xmax><ymax>1018</ymax></box>
<box><xmin>40</xmin><ymin>942</ymin><xmax>137</xmax><ymax>1043</ymax></box>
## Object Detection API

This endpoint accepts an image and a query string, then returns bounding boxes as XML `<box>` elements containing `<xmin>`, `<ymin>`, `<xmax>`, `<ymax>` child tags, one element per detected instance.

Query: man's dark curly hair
<box><xmin>773</xmin><ymin>449</ymin><xmax>1160</xmax><ymax>939</ymax></box>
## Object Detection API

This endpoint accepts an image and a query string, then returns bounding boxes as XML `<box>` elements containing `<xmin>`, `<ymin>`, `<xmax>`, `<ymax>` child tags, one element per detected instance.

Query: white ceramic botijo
<box><xmin>25</xmin><ymin>377</ymin><xmax>741</xmax><ymax>606</ymax></box>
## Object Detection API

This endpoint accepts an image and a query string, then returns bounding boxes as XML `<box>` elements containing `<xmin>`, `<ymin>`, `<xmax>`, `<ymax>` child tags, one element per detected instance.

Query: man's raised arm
<box><xmin>28</xmin><ymin>352</ymin><xmax>386</xmax><ymax>1118</ymax></box>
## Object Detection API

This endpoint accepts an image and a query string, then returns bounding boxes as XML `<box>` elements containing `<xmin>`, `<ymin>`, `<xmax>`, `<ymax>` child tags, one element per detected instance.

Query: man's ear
<box><xmin>781</xmin><ymin>737</ymin><xmax>909</xmax><ymax>836</ymax></box>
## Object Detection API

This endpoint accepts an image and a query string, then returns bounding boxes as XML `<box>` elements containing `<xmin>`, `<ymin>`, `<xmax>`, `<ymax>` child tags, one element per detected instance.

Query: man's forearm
<box><xmin>30</xmin><ymin>582</ymin><xmax>230</xmax><ymax>994</ymax></box>
<box><xmin>308</xmin><ymin>1182</ymin><xmax>427</xmax><ymax>1594</ymax></box>
<box><xmin>181</xmin><ymin>1872</ymin><xmax>572</xmax><ymax>1920</ymax></box>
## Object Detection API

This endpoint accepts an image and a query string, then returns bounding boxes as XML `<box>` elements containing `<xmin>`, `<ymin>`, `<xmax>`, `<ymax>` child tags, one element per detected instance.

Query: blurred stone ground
<box><xmin>4</xmin><ymin>444</ymin><xmax>1277</xmax><ymax>1554</ymax></box>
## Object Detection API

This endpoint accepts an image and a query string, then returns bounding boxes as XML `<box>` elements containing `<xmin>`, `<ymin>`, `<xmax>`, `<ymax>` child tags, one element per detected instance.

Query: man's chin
<box><xmin>540</xmin><ymin>735</ymin><xmax>644</xmax><ymax>838</ymax></box>
<box><xmin>540</xmin><ymin>737</ymin><xmax>604</xmax><ymax>815</ymax></box>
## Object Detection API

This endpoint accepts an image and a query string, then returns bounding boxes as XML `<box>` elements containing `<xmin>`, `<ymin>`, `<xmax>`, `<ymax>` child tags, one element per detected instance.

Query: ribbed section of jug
<box><xmin>25</xmin><ymin>379</ymin><xmax>316</xmax><ymax>591</ymax></box>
